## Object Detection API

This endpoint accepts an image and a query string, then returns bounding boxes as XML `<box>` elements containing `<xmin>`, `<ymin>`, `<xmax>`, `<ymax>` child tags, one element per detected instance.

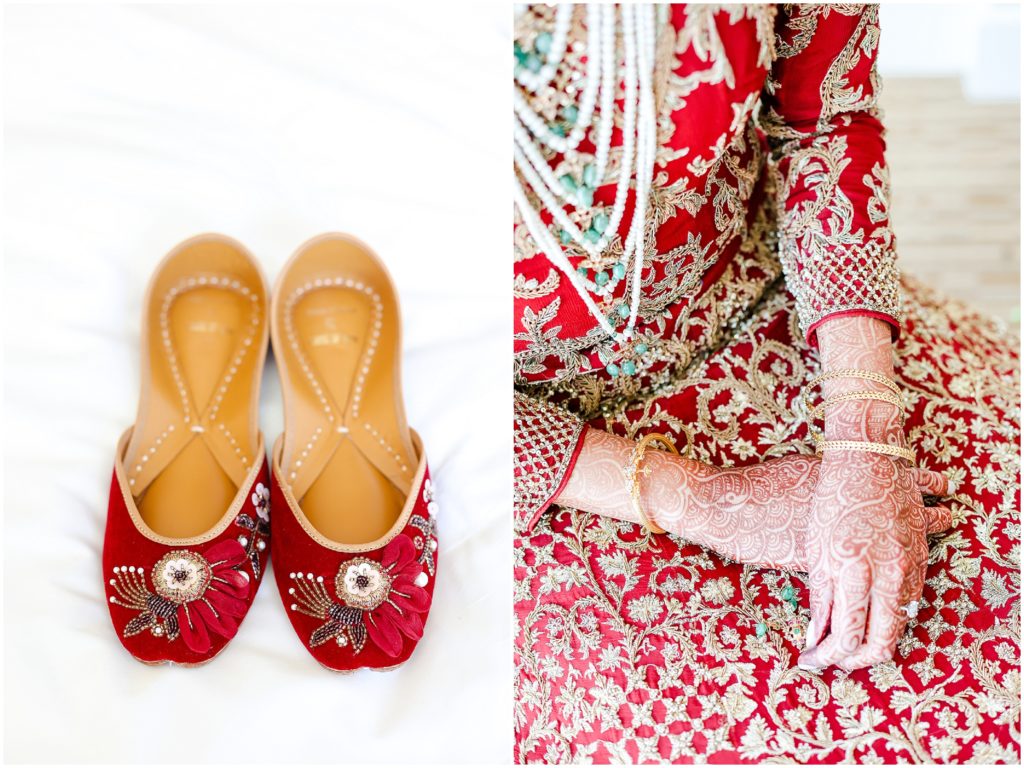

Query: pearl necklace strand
<box><xmin>512</xmin><ymin>5</ymin><xmax>636</xmax><ymax>265</ymax></box>
<box><xmin>515</xmin><ymin>3</ymin><xmax>572</xmax><ymax>93</ymax></box>
<box><xmin>513</xmin><ymin>3</ymin><xmax>657</xmax><ymax>343</ymax></box>
<box><xmin>513</xmin><ymin>5</ymin><xmax>603</xmax><ymax>155</ymax></box>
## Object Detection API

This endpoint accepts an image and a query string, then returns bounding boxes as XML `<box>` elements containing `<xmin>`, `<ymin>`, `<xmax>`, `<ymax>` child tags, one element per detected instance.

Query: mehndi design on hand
<box><xmin>557</xmin><ymin>428</ymin><xmax>952</xmax><ymax>577</ymax></box>
<box><xmin>801</xmin><ymin>315</ymin><xmax>954</xmax><ymax>672</ymax></box>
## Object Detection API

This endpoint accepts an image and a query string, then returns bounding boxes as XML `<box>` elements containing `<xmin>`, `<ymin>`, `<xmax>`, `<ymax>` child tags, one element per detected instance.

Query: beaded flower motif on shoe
<box><xmin>251</xmin><ymin>482</ymin><xmax>270</xmax><ymax>522</ymax></box>
<box><xmin>234</xmin><ymin>481</ymin><xmax>271</xmax><ymax>578</ymax></box>
<box><xmin>409</xmin><ymin>478</ymin><xmax>439</xmax><ymax>577</ymax></box>
<box><xmin>108</xmin><ymin>539</ymin><xmax>251</xmax><ymax>654</ymax></box>
<box><xmin>288</xmin><ymin>535</ymin><xmax>430</xmax><ymax>657</ymax></box>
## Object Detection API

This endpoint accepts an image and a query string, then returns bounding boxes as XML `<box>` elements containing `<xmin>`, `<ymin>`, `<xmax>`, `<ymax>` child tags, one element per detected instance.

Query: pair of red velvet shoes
<box><xmin>103</xmin><ymin>234</ymin><xmax>438</xmax><ymax>670</ymax></box>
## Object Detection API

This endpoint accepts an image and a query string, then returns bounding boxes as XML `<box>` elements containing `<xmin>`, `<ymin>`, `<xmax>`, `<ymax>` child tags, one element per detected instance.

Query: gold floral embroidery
<box><xmin>513</xmin><ymin>4</ymin><xmax>1017</xmax><ymax>763</ymax></box>
<box><xmin>515</xmin><ymin>275</ymin><xmax>1020</xmax><ymax>762</ymax></box>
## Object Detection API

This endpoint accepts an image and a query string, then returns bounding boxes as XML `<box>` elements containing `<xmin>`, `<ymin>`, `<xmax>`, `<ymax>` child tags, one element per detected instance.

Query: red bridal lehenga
<box><xmin>513</xmin><ymin>5</ymin><xmax>1020</xmax><ymax>764</ymax></box>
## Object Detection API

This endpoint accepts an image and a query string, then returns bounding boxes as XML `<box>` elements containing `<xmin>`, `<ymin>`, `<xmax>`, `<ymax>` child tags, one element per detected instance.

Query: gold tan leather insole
<box><xmin>273</xmin><ymin>234</ymin><xmax>417</xmax><ymax>545</ymax></box>
<box><xmin>123</xmin><ymin>237</ymin><xmax>267</xmax><ymax>538</ymax></box>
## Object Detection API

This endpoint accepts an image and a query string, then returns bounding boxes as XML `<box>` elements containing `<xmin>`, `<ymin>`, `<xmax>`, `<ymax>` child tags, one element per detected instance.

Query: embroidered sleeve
<box><xmin>761</xmin><ymin>4</ymin><xmax>900</xmax><ymax>345</ymax></box>
<box><xmin>514</xmin><ymin>391</ymin><xmax>588</xmax><ymax>534</ymax></box>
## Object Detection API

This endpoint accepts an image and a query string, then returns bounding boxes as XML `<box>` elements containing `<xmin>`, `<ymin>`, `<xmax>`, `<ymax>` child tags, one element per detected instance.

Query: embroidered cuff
<box><xmin>780</xmin><ymin>239</ymin><xmax>901</xmax><ymax>341</ymax></box>
<box><xmin>513</xmin><ymin>391</ymin><xmax>587</xmax><ymax>534</ymax></box>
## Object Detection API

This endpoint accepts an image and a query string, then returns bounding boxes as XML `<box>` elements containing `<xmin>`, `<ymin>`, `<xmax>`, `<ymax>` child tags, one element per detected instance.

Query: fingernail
<box><xmin>797</xmin><ymin>650</ymin><xmax>822</xmax><ymax>672</ymax></box>
<box><xmin>804</xmin><ymin>619</ymin><xmax>817</xmax><ymax>651</ymax></box>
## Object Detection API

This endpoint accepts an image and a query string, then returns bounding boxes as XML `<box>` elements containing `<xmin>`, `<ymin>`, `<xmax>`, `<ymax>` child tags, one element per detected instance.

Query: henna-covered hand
<box><xmin>556</xmin><ymin>429</ymin><xmax>952</xmax><ymax>575</ymax></box>
<box><xmin>798</xmin><ymin>451</ymin><xmax>951</xmax><ymax>673</ymax></box>
<box><xmin>798</xmin><ymin>314</ymin><xmax>954</xmax><ymax>673</ymax></box>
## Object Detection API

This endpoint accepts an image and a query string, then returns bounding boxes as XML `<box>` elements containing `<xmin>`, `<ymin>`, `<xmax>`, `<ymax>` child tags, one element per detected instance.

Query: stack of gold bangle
<box><xmin>624</xmin><ymin>433</ymin><xmax>678</xmax><ymax>534</ymax></box>
<box><xmin>805</xmin><ymin>369</ymin><xmax>916</xmax><ymax>465</ymax></box>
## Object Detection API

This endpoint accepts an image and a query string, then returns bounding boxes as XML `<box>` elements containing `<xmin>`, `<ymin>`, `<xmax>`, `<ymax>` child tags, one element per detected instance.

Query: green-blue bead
<box><xmin>592</xmin><ymin>212</ymin><xmax>609</xmax><ymax>234</ymax></box>
<box><xmin>559</xmin><ymin>229</ymin><xmax>572</xmax><ymax>245</ymax></box>
<box><xmin>606</xmin><ymin>363</ymin><xmax>620</xmax><ymax>377</ymax></box>
<box><xmin>562</xmin><ymin>104</ymin><xmax>579</xmax><ymax>124</ymax></box>
<box><xmin>617</xmin><ymin>303</ymin><xmax>630</xmax><ymax>318</ymax></box>
<box><xmin>584</xmin><ymin>228</ymin><xmax>601</xmax><ymax>244</ymax></box>
<box><xmin>551</xmin><ymin>123</ymin><xmax>566</xmax><ymax>137</ymax></box>
<box><xmin>514</xmin><ymin>43</ymin><xmax>527</xmax><ymax>64</ymax></box>
<box><xmin>612</xmin><ymin>262</ymin><xmax>626</xmax><ymax>279</ymax></box>
<box><xmin>635</xmin><ymin>343</ymin><xmax>648</xmax><ymax>354</ymax></box>
<box><xmin>576</xmin><ymin>265</ymin><xmax>588</xmax><ymax>277</ymax></box>
<box><xmin>576</xmin><ymin>186</ymin><xmax>594</xmax><ymax>207</ymax></box>
<box><xmin>559</xmin><ymin>174</ymin><xmax>578</xmax><ymax>192</ymax></box>
<box><xmin>595</xmin><ymin>270</ymin><xmax>609</xmax><ymax>286</ymax></box>
<box><xmin>755</xmin><ymin>622</ymin><xmax>768</xmax><ymax>639</ymax></box>
<box><xmin>622</xmin><ymin>360</ymin><xmax>637</xmax><ymax>376</ymax></box>
<box><xmin>582</xmin><ymin>163</ymin><xmax>597</xmax><ymax>187</ymax></box>
<box><xmin>525</xmin><ymin>52</ymin><xmax>542</xmax><ymax>73</ymax></box>
<box><xmin>781</xmin><ymin>586</ymin><xmax>795</xmax><ymax>601</ymax></box>
<box><xmin>534</xmin><ymin>31</ymin><xmax>553</xmax><ymax>55</ymax></box>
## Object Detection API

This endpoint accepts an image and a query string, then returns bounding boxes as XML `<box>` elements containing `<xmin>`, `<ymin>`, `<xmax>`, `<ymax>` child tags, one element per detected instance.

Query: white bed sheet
<box><xmin>3</xmin><ymin>4</ymin><xmax>510</xmax><ymax>762</ymax></box>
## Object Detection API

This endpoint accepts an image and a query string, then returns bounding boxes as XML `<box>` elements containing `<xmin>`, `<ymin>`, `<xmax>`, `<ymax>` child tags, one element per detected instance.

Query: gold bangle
<box><xmin>625</xmin><ymin>433</ymin><xmax>678</xmax><ymax>534</ymax></box>
<box><xmin>807</xmin><ymin>389</ymin><xmax>905</xmax><ymax>421</ymax></box>
<box><xmin>816</xmin><ymin>439</ymin><xmax>916</xmax><ymax>465</ymax></box>
<box><xmin>809</xmin><ymin>368</ymin><xmax>901</xmax><ymax>396</ymax></box>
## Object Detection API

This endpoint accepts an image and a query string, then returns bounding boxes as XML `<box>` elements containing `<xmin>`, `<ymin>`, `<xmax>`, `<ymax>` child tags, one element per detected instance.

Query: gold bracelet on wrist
<box><xmin>808</xmin><ymin>368</ymin><xmax>901</xmax><ymax>396</ymax></box>
<box><xmin>806</xmin><ymin>389</ymin><xmax>905</xmax><ymax>421</ymax></box>
<box><xmin>816</xmin><ymin>439</ymin><xmax>916</xmax><ymax>465</ymax></box>
<box><xmin>625</xmin><ymin>432</ymin><xmax>678</xmax><ymax>534</ymax></box>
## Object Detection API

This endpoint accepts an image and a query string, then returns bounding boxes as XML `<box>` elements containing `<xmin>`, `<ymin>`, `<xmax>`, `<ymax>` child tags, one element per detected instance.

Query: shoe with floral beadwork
<box><xmin>103</xmin><ymin>234</ymin><xmax>271</xmax><ymax>665</ymax></box>
<box><xmin>269</xmin><ymin>233</ymin><xmax>438</xmax><ymax>671</ymax></box>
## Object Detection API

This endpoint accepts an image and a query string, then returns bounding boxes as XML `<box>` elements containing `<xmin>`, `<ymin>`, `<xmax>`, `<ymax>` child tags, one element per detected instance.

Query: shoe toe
<box><xmin>271</xmin><ymin>454</ymin><xmax>438</xmax><ymax>673</ymax></box>
<box><xmin>103</xmin><ymin>446</ymin><xmax>272</xmax><ymax>666</ymax></box>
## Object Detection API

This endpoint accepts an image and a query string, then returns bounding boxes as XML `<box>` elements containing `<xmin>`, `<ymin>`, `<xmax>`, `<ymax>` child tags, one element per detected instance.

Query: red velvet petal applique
<box><xmin>382</xmin><ymin>534</ymin><xmax>416</xmax><ymax>571</ymax></box>
<box><xmin>205</xmin><ymin>538</ymin><xmax>248</xmax><ymax>569</ymax></box>
<box><xmin>177</xmin><ymin>603</ymin><xmax>212</xmax><ymax>654</ymax></box>
<box><xmin>205</xmin><ymin>589</ymin><xmax>246</xmax><ymax>619</ymax></box>
<box><xmin>212</xmin><ymin>569</ymin><xmax>251</xmax><ymax>599</ymax></box>
<box><xmin>390</xmin><ymin>583</ymin><xmax>430</xmax><ymax>614</ymax></box>
<box><xmin>365</xmin><ymin>605</ymin><xmax>404</xmax><ymax>657</ymax></box>
<box><xmin>400</xmin><ymin>607</ymin><xmax>424</xmax><ymax>642</ymax></box>
<box><xmin>192</xmin><ymin>599</ymin><xmax>237</xmax><ymax>639</ymax></box>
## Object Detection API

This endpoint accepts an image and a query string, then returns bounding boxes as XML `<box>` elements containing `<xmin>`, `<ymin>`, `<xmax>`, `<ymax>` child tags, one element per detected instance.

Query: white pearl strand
<box><xmin>513</xmin><ymin>180</ymin><xmax>619</xmax><ymax>338</ymax></box>
<box><xmin>513</xmin><ymin>3</ymin><xmax>657</xmax><ymax>343</ymax></box>
<box><xmin>512</xmin><ymin>4</ymin><xmax>602</xmax><ymax>155</ymax></box>
<box><xmin>515</xmin><ymin>3</ymin><xmax>572</xmax><ymax>93</ymax></box>
<box><xmin>512</xmin><ymin>2</ymin><xmax>636</xmax><ymax>285</ymax></box>
<box><xmin>592</xmin><ymin>4</ymin><xmax>618</xmax><ymax>185</ymax></box>
<box><xmin>593</xmin><ymin>4</ymin><xmax>642</xmax><ymax>261</ymax></box>
<box><xmin>511</xmin><ymin>3</ymin><xmax>635</xmax><ymax>269</ymax></box>
<box><xmin>622</xmin><ymin>4</ymin><xmax>657</xmax><ymax>335</ymax></box>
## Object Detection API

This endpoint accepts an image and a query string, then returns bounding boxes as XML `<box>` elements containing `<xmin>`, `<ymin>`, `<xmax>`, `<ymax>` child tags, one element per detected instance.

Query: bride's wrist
<box><xmin>636</xmin><ymin>448</ymin><xmax>681</xmax><ymax>532</ymax></box>
<box><xmin>641</xmin><ymin>451</ymin><xmax>717</xmax><ymax>542</ymax></box>
<box><xmin>822</xmin><ymin>397</ymin><xmax>906</xmax><ymax>445</ymax></box>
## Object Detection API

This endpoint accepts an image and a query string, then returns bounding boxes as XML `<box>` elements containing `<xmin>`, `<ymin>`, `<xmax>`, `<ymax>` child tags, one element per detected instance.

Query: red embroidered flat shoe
<box><xmin>103</xmin><ymin>234</ymin><xmax>271</xmax><ymax>665</ymax></box>
<box><xmin>269</xmin><ymin>233</ymin><xmax>438</xmax><ymax>672</ymax></box>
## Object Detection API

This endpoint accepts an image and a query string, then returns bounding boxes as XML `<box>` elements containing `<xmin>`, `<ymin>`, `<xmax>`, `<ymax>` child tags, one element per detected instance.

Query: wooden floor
<box><xmin>881</xmin><ymin>77</ymin><xmax>1020</xmax><ymax>328</ymax></box>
